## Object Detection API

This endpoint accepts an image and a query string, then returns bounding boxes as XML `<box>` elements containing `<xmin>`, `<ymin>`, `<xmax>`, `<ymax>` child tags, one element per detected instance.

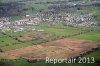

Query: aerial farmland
<box><xmin>0</xmin><ymin>0</ymin><xmax>100</xmax><ymax>66</ymax></box>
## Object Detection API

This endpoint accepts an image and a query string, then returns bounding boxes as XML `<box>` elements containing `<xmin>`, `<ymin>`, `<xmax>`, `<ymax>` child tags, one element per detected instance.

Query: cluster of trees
<box><xmin>0</xmin><ymin>2</ymin><xmax>24</xmax><ymax>17</ymax></box>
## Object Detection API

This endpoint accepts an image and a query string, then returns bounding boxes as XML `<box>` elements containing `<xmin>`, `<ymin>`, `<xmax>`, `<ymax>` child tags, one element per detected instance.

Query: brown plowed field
<box><xmin>18</xmin><ymin>36</ymin><xmax>36</xmax><ymax>42</ymax></box>
<box><xmin>5</xmin><ymin>39</ymin><xmax>98</xmax><ymax>60</ymax></box>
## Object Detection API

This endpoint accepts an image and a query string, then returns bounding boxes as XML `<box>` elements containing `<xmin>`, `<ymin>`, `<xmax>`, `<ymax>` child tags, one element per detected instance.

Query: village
<box><xmin>0</xmin><ymin>12</ymin><xmax>98</xmax><ymax>33</ymax></box>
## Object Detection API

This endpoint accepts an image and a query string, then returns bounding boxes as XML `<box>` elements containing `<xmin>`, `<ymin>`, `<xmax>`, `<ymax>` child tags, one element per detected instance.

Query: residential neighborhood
<box><xmin>0</xmin><ymin>12</ymin><xmax>98</xmax><ymax>32</ymax></box>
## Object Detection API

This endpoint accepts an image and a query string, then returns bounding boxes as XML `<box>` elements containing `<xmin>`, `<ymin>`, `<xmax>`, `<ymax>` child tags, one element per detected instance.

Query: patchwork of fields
<box><xmin>0</xmin><ymin>25</ymin><xmax>100</xmax><ymax>60</ymax></box>
<box><xmin>0</xmin><ymin>25</ymin><xmax>95</xmax><ymax>52</ymax></box>
<box><xmin>0</xmin><ymin>26</ymin><xmax>100</xmax><ymax>66</ymax></box>
<box><xmin>0</xmin><ymin>0</ymin><xmax>100</xmax><ymax>66</ymax></box>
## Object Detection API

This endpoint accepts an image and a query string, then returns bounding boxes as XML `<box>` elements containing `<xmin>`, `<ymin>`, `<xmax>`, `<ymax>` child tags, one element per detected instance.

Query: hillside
<box><xmin>0</xmin><ymin>0</ymin><xmax>100</xmax><ymax>66</ymax></box>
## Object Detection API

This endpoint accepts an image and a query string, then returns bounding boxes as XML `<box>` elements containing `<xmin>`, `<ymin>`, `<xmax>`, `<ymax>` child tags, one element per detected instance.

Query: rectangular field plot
<box><xmin>0</xmin><ymin>33</ymin><xmax>18</xmax><ymax>47</ymax></box>
<box><xmin>4</xmin><ymin>38</ymin><xmax>99</xmax><ymax>61</ymax></box>
<box><xmin>5</xmin><ymin>31</ymin><xmax>37</xmax><ymax>38</ymax></box>
<box><xmin>73</xmin><ymin>27</ymin><xmax>100</xmax><ymax>42</ymax></box>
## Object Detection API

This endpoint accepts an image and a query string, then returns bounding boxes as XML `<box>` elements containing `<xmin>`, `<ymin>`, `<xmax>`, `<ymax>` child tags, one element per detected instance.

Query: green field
<box><xmin>85</xmin><ymin>50</ymin><xmax>100</xmax><ymax>60</ymax></box>
<box><xmin>73</xmin><ymin>27</ymin><xmax>100</xmax><ymax>42</ymax></box>
<box><xmin>0</xmin><ymin>59</ymin><xmax>100</xmax><ymax>66</ymax></box>
<box><xmin>0</xmin><ymin>33</ymin><xmax>18</xmax><ymax>47</ymax></box>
